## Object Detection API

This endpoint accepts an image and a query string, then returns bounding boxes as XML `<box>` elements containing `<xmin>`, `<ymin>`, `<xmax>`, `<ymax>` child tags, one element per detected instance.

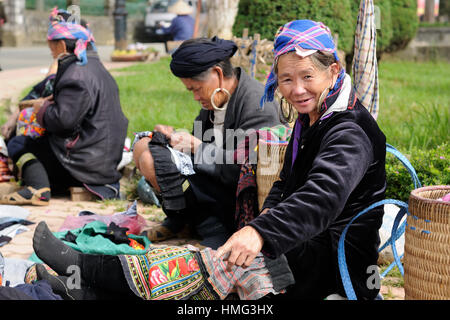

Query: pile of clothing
<box><xmin>0</xmin><ymin>201</ymin><xmax>150</xmax><ymax>300</ymax></box>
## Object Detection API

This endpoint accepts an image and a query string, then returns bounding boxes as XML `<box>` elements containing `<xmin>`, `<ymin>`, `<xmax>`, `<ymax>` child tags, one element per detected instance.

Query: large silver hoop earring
<box><xmin>210</xmin><ymin>88</ymin><xmax>231</xmax><ymax>111</ymax></box>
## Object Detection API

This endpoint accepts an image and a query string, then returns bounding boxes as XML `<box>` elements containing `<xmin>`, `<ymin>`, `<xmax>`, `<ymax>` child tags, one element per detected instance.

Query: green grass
<box><xmin>113</xmin><ymin>57</ymin><xmax>200</xmax><ymax>140</ymax></box>
<box><xmin>112</xmin><ymin>58</ymin><xmax>450</xmax><ymax>151</ymax></box>
<box><xmin>377</xmin><ymin>60</ymin><xmax>450</xmax><ymax>151</ymax></box>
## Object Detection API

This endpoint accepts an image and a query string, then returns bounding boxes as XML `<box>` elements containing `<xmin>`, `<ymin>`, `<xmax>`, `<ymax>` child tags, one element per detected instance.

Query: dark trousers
<box><xmin>282</xmin><ymin>233</ymin><xmax>338</xmax><ymax>300</ymax></box>
<box><xmin>7</xmin><ymin>135</ymin><xmax>82</xmax><ymax>193</ymax></box>
<box><xmin>79</xmin><ymin>254</ymin><xmax>139</xmax><ymax>300</ymax></box>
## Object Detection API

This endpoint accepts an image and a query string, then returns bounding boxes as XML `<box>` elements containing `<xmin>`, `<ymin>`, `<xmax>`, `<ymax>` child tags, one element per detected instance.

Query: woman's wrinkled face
<box><xmin>180</xmin><ymin>68</ymin><xmax>226</xmax><ymax>110</ymax></box>
<box><xmin>277</xmin><ymin>52</ymin><xmax>338</xmax><ymax>116</ymax></box>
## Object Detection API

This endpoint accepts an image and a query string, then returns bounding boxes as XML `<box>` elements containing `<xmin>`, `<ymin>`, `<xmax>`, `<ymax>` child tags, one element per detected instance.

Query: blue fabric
<box><xmin>14</xmin><ymin>280</ymin><xmax>62</xmax><ymax>300</ymax></box>
<box><xmin>2</xmin><ymin>258</ymin><xmax>35</xmax><ymax>287</ymax></box>
<box><xmin>163</xmin><ymin>15</ymin><xmax>194</xmax><ymax>41</ymax></box>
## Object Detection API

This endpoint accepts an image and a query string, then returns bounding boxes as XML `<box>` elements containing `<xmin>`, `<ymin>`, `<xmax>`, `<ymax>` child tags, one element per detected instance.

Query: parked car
<box><xmin>142</xmin><ymin>0</ymin><xmax>207</xmax><ymax>43</ymax></box>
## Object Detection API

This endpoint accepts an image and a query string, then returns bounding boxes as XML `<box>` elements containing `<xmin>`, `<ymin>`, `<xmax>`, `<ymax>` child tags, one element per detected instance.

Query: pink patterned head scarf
<box><xmin>47</xmin><ymin>7</ymin><xmax>96</xmax><ymax>66</ymax></box>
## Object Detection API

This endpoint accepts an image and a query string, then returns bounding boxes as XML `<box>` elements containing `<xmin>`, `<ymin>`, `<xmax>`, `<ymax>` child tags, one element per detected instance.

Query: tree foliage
<box><xmin>233</xmin><ymin>0</ymin><xmax>356</xmax><ymax>55</ymax></box>
<box><xmin>234</xmin><ymin>0</ymin><xmax>419</xmax><ymax>57</ymax></box>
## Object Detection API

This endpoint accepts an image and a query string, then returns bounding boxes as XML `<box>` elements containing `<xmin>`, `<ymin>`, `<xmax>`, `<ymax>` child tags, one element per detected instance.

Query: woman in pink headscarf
<box><xmin>1</xmin><ymin>8</ymin><xmax>128</xmax><ymax>205</ymax></box>
<box><xmin>216</xmin><ymin>20</ymin><xmax>387</xmax><ymax>300</ymax></box>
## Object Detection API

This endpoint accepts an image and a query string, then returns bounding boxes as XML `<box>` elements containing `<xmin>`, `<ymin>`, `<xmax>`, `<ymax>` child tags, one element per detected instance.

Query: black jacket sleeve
<box><xmin>248</xmin><ymin>122</ymin><xmax>374</xmax><ymax>257</ymax></box>
<box><xmin>41</xmin><ymin>76</ymin><xmax>94</xmax><ymax>136</ymax></box>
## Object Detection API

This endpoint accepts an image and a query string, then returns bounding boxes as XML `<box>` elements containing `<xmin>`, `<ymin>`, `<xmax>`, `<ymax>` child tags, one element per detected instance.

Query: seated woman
<box><xmin>31</xmin><ymin>221</ymin><xmax>294</xmax><ymax>300</ymax></box>
<box><xmin>133</xmin><ymin>37</ymin><xmax>281</xmax><ymax>248</ymax></box>
<box><xmin>215</xmin><ymin>20</ymin><xmax>387</xmax><ymax>300</ymax></box>
<box><xmin>0</xmin><ymin>8</ymin><xmax>128</xmax><ymax>205</ymax></box>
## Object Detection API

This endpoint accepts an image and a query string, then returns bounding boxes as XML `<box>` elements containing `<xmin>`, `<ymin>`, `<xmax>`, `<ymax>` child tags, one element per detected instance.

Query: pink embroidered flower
<box><xmin>149</xmin><ymin>268</ymin><xmax>168</xmax><ymax>286</ymax></box>
<box><xmin>187</xmin><ymin>258</ymin><xmax>199</xmax><ymax>272</ymax></box>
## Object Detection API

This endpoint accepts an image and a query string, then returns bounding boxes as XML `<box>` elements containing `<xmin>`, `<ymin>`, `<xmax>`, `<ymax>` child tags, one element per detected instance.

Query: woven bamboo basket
<box><xmin>404</xmin><ymin>185</ymin><xmax>450</xmax><ymax>300</ymax></box>
<box><xmin>256</xmin><ymin>141</ymin><xmax>288</xmax><ymax>211</ymax></box>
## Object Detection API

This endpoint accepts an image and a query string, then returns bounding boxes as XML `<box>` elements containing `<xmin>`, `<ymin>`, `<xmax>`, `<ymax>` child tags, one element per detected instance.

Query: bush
<box><xmin>386</xmin><ymin>143</ymin><xmax>450</xmax><ymax>202</ymax></box>
<box><xmin>374</xmin><ymin>0</ymin><xmax>394</xmax><ymax>55</ymax></box>
<box><xmin>233</xmin><ymin>0</ymin><xmax>356</xmax><ymax>55</ymax></box>
<box><xmin>387</xmin><ymin>0</ymin><xmax>419</xmax><ymax>52</ymax></box>
<box><xmin>346</xmin><ymin>0</ymin><xmax>394</xmax><ymax>65</ymax></box>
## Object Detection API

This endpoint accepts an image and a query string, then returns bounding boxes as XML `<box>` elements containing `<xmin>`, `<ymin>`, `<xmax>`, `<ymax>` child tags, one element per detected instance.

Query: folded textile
<box><xmin>2</xmin><ymin>257</ymin><xmax>35</xmax><ymax>287</ymax></box>
<box><xmin>0</xmin><ymin>285</ymin><xmax>35</xmax><ymax>300</ymax></box>
<box><xmin>0</xmin><ymin>219</ymin><xmax>33</xmax><ymax>247</ymax></box>
<box><xmin>118</xmin><ymin>245</ymin><xmax>284</xmax><ymax>300</ymax></box>
<box><xmin>29</xmin><ymin>220</ymin><xmax>151</xmax><ymax>264</ymax></box>
<box><xmin>0</xmin><ymin>235</ymin><xmax>12</xmax><ymax>247</ymax></box>
<box><xmin>58</xmin><ymin>200</ymin><xmax>147</xmax><ymax>235</ymax></box>
<box><xmin>0</xmin><ymin>205</ymin><xmax>30</xmax><ymax>220</ymax></box>
<box><xmin>258</xmin><ymin>125</ymin><xmax>293</xmax><ymax>143</ymax></box>
<box><xmin>14</xmin><ymin>280</ymin><xmax>62</xmax><ymax>300</ymax></box>
<box><xmin>0</xmin><ymin>218</ymin><xmax>34</xmax><ymax>233</ymax></box>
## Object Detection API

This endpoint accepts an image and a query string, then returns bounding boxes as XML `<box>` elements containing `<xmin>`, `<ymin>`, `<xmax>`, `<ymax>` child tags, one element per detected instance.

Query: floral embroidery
<box><xmin>149</xmin><ymin>268</ymin><xmax>168</xmax><ymax>286</ymax></box>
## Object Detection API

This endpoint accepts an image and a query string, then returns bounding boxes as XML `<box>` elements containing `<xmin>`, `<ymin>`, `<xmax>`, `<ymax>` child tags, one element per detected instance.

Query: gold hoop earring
<box><xmin>210</xmin><ymin>88</ymin><xmax>231</xmax><ymax>111</ymax></box>
<box><xmin>279</xmin><ymin>97</ymin><xmax>294</xmax><ymax>123</ymax></box>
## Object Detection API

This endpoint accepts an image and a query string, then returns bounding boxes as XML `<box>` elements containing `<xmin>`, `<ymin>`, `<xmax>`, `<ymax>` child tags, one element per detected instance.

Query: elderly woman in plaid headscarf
<box><xmin>216</xmin><ymin>20</ymin><xmax>387</xmax><ymax>300</ymax></box>
<box><xmin>1</xmin><ymin>8</ymin><xmax>128</xmax><ymax>205</ymax></box>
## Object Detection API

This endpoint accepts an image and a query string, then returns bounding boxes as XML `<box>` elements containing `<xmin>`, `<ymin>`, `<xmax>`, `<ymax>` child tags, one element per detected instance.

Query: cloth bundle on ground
<box><xmin>29</xmin><ymin>220</ymin><xmax>151</xmax><ymax>264</ymax></box>
<box><xmin>57</xmin><ymin>200</ymin><xmax>147</xmax><ymax>235</ymax></box>
<box><xmin>0</xmin><ymin>252</ymin><xmax>61</xmax><ymax>300</ymax></box>
<box><xmin>0</xmin><ymin>205</ymin><xmax>33</xmax><ymax>247</ymax></box>
<box><xmin>0</xmin><ymin>280</ymin><xmax>62</xmax><ymax>300</ymax></box>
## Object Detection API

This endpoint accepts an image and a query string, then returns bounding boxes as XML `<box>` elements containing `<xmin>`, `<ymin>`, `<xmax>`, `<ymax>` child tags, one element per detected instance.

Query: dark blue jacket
<box><xmin>163</xmin><ymin>15</ymin><xmax>195</xmax><ymax>41</ymax></box>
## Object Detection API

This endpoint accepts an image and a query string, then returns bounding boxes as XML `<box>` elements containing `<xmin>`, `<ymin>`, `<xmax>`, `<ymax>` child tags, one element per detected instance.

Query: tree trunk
<box><xmin>207</xmin><ymin>0</ymin><xmax>240</xmax><ymax>39</ymax></box>
<box><xmin>424</xmin><ymin>0</ymin><xmax>435</xmax><ymax>23</ymax></box>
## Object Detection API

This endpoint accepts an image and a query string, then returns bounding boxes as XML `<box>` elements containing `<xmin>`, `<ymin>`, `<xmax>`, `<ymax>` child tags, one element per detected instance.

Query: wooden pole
<box><xmin>193</xmin><ymin>0</ymin><xmax>202</xmax><ymax>38</ymax></box>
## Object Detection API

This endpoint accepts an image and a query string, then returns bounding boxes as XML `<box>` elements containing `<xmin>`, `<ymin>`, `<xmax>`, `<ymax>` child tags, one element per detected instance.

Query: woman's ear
<box><xmin>212</xmin><ymin>66</ymin><xmax>224</xmax><ymax>88</ymax></box>
<box><xmin>329</xmin><ymin>62</ymin><xmax>340</xmax><ymax>88</ymax></box>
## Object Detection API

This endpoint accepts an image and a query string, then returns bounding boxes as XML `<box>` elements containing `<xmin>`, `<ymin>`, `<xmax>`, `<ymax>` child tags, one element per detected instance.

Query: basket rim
<box><xmin>409</xmin><ymin>185</ymin><xmax>450</xmax><ymax>204</ymax></box>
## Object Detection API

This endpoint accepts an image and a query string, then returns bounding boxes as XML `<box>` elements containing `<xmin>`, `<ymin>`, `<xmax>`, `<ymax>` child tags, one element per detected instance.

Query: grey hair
<box><xmin>191</xmin><ymin>58</ymin><xmax>236</xmax><ymax>81</ymax></box>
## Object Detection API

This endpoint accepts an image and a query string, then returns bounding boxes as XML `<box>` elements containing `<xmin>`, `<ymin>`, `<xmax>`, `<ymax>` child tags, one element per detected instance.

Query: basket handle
<box><xmin>386</xmin><ymin>143</ymin><xmax>422</xmax><ymax>189</ymax></box>
<box><xmin>338</xmin><ymin>199</ymin><xmax>409</xmax><ymax>300</ymax></box>
<box><xmin>338</xmin><ymin>145</ymin><xmax>420</xmax><ymax>299</ymax></box>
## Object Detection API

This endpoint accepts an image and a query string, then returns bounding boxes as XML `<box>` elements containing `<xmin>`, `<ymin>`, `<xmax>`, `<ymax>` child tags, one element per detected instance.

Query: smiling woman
<box><xmin>276</xmin><ymin>51</ymin><xmax>340</xmax><ymax>125</ymax></box>
<box><xmin>216</xmin><ymin>19</ymin><xmax>388</xmax><ymax>300</ymax></box>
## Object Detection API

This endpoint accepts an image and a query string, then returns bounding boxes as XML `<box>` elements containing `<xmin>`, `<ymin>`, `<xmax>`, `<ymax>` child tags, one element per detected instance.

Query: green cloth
<box><xmin>259</xmin><ymin>124</ymin><xmax>293</xmax><ymax>142</ymax></box>
<box><xmin>30</xmin><ymin>221</ymin><xmax>151</xmax><ymax>263</ymax></box>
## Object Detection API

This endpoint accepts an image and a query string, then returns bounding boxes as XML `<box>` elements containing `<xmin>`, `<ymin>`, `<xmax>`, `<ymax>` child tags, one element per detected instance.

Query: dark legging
<box><xmin>7</xmin><ymin>135</ymin><xmax>82</xmax><ymax>192</ymax></box>
<box><xmin>76</xmin><ymin>254</ymin><xmax>139</xmax><ymax>300</ymax></box>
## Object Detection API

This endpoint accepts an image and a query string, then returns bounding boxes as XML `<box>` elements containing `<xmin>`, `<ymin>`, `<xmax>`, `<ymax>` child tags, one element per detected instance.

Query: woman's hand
<box><xmin>32</xmin><ymin>95</ymin><xmax>53</xmax><ymax>114</ymax></box>
<box><xmin>215</xmin><ymin>226</ymin><xmax>264</xmax><ymax>271</ymax></box>
<box><xmin>153</xmin><ymin>124</ymin><xmax>174</xmax><ymax>139</ymax></box>
<box><xmin>1</xmin><ymin>109</ymin><xmax>20</xmax><ymax>139</ymax></box>
<box><xmin>169</xmin><ymin>131</ymin><xmax>202</xmax><ymax>154</ymax></box>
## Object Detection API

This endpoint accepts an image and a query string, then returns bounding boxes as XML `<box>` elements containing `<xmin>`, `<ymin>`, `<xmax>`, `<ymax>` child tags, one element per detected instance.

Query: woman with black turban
<box><xmin>133</xmin><ymin>37</ymin><xmax>281</xmax><ymax>248</ymax></box>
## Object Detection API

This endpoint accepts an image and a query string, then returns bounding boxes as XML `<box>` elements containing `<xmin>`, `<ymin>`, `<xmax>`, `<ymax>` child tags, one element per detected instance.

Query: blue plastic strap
<box><xmin>338</xmin><ymin>199</ymin><xmax>409</xmax><ymax>300</ymax></box>
<box><xmin>338</xmin><ymin>144</ymin><xmax>422</xmax><ymax>299</ymax></box>
<box><xmin>386</xmin><ymin>143</ymin><xmax>422</xmax><ymax>189</ymax></box>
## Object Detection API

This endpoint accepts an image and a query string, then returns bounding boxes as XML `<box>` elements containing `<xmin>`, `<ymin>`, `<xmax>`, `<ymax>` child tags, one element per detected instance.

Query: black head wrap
<box><xmin>170</xmin><ymin>36</ymin><xmax>238</xmax><ymax>78</ymax></box>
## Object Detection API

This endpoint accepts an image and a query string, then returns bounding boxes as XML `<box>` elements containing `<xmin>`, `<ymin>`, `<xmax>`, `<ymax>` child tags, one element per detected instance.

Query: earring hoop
<box><xmin>210</xmin><ymin>88</ymin><xmax>231</xmax><ymax>111</ymax></box>
<box><xmin>279</xmin><ymin>97</ymin><xmax>295</xmax><ymax>123</ymax></box>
